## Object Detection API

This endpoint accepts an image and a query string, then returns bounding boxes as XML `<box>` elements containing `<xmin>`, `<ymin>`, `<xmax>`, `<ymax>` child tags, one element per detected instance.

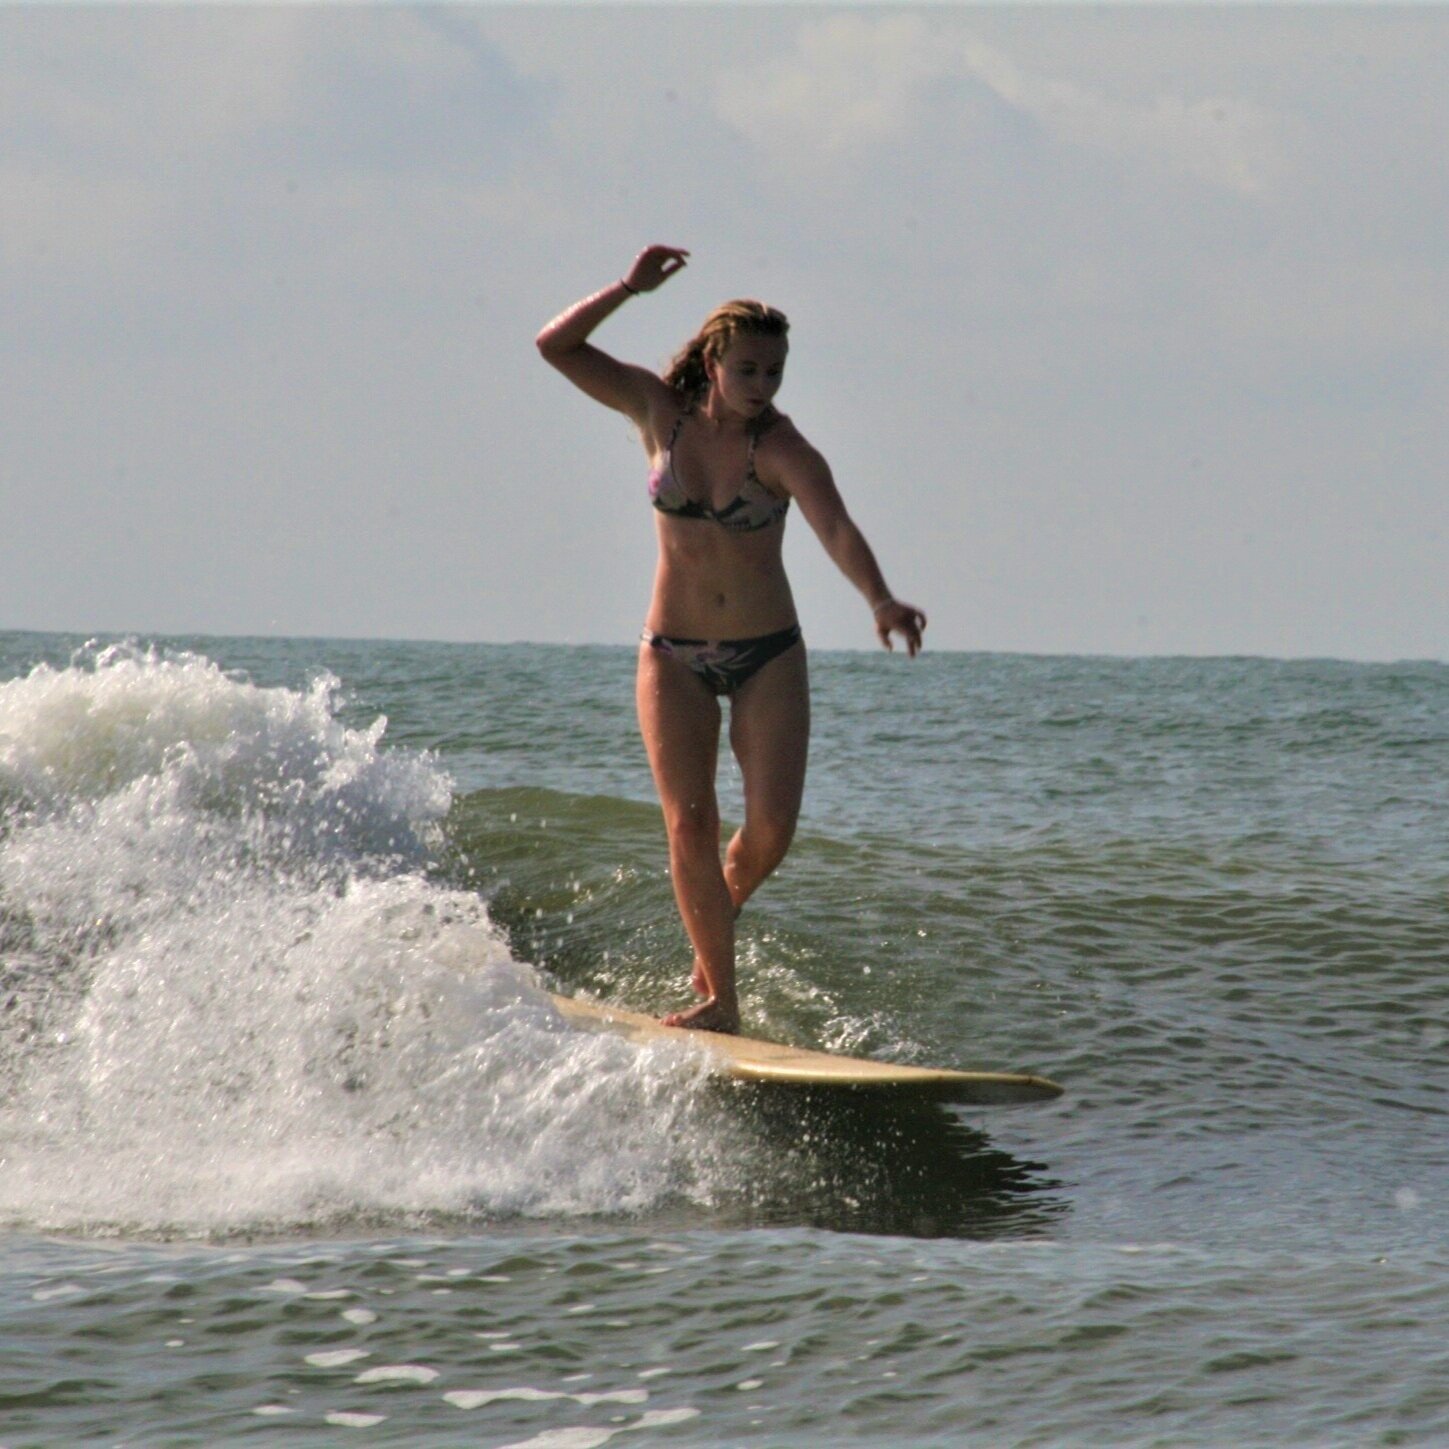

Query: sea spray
<box><xmin>0</xmin><ymin>644</ymin><xmax>723</xmax><ymax>1234</ymax></box>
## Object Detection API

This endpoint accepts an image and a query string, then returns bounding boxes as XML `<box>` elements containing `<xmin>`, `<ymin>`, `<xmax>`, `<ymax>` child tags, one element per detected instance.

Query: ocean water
<box><xmin>0</xmin><ymin>629</ymin><xmax>1445</xmax><ymax>1446</ymax></box>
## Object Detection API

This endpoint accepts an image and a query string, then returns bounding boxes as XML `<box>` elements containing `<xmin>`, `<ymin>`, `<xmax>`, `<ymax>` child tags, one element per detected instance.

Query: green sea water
<box><xmin>1</xmin><ymin>631</ymin><xmax>1446</xmax><ymax>1445</ymax></box>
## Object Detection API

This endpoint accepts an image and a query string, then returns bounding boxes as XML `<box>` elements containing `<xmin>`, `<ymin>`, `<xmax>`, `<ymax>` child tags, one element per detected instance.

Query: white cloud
<box><xmin>715</xmin><ymin>14</ymin><xmax>1299</xmax><ymax>197</ymax></box>
<box><xmin>714</xmin><ymin>15</ymin><xmax>951</xmax><ymax>159</ymax></box>
<box><xmin>0</xmin><ymin>10</ymin><xmax>309</xmax><ymax>167</ymax></box>
<box><xmin>963</xmin><ymin>40</ymin><xmax>1297</xmax><ymax>197</ymax></box>
<box><xmin>0</xmin><ymin>9</ymin><xmax>545</xmax><ymax>296</ymax></box>
<box><xmin>0</xmin><ymin>10</ymin><xmax>309</xmax><ymax>278</ymax></box>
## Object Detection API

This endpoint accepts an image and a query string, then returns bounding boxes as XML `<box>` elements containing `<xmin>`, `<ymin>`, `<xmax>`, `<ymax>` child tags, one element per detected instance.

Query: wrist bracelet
<box><xmin>619</xmin><ymin>278</ymin><xmax>640</xmax><ymax>296</ymax></box>
<box><xmin>872</xmin><ymin>597</ymin><xmax>897</xmax><ymax>616</ymax></box>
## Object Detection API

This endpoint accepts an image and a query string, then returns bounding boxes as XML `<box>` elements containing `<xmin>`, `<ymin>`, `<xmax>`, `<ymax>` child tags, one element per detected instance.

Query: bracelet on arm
<box><xmin>618</xmin><ymin>278</ymin><xmax>640</xmax><ymax>296</ymax></box>
<box><xmin>871</xmin><ymin>597</ymin><xmax>897</xmax><ymax>617</ymax></box>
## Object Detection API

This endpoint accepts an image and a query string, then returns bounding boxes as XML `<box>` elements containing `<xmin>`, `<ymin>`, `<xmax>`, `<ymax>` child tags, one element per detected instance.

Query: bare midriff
<box><xmin>645</xmin><ymin>515</ymin><xmax>798</xmax><ymax>639</ymax></box>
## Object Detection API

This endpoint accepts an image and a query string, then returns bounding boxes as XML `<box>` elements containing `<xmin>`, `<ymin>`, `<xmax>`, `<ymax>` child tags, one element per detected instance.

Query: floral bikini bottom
<box><xmin>640</xmin><ymin>624</ymin><xmax>803</xmax><ymax>696</ymax></box>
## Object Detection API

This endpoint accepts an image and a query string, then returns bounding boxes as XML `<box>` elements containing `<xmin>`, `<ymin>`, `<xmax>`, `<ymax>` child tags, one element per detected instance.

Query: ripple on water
<box><xmin>3</xmin><ymin>1181</ymin><xmax>1449</xmax><ymax>1443</ymax></box>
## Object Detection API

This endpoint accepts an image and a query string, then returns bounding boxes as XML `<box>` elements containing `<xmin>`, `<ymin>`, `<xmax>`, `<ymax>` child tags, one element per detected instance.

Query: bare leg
<box><xmin>636</xmin><ymin>645</ymin><xmax>739</xmax><ymax>1033</ymax></box>
<box><xmin>688</xmin><ymin>641</ymin><xmax>809</xmax><ymax>996</ymax></box>
<box><xmin>725</xmin><ymin>640</ymin><xmax>809</xmax><ymax>912</ymax></box>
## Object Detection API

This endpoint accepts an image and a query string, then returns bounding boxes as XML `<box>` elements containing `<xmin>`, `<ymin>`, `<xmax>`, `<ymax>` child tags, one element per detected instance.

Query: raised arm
<box><xmin>535</xmin><ymin>246</ymin><xmax>690</xmax><ymax>429</ymax></box>
<box><xmin>775</xmin><ymin>434</ymin><xmax>928</xmax><ymax>656</ymax></box>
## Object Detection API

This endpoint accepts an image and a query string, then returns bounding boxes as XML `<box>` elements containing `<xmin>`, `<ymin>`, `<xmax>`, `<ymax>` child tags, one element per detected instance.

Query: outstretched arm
<box><xmin>778</xmin><ymin>437</ymin><xmax>927</xmax><ymax>656</ymax></box>
<box><xmin>535</xmin><ymin>246</ymin><xmax>690</xmax><ymax>429</ymax></box>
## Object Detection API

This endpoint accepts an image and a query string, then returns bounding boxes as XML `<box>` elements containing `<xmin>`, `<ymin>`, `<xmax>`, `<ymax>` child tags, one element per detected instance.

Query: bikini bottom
<box><xmin>641</xmin><ymin>624</ymin><xmax>803</xmax><ymax>696</ymax></box>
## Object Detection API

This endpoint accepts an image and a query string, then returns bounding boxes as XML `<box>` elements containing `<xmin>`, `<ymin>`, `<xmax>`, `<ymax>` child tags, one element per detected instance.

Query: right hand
<box><xmin>624</xmin><ymin>245</ymin><xmax>690</xmax><ymax>294</ymax></box>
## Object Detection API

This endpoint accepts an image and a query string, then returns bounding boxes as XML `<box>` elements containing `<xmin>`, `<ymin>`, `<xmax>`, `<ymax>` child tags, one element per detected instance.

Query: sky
<box><xmin>2</xmin><ymin>3</ymin><xmax>1446</xmax><ymax>660</ymax></box>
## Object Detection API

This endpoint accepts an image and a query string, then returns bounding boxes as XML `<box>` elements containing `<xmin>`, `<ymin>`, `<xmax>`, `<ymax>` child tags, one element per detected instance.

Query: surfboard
<box><xmin>549</xmin><ymin>993</ymin><xmax>1062</xmax><ymax>1106</ymax></box>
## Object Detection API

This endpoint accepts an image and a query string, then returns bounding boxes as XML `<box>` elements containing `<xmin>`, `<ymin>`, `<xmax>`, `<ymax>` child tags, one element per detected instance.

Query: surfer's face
<box><xmin>707</xmin><ymin>335</ymin><xmax>788</xmax><ymax>418</ymax></box>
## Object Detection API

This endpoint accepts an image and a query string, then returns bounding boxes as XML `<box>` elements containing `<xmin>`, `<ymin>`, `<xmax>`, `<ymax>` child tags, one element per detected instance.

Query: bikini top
<box><xmin>649</xmin><ymin>411</ymin><xmax>790</xmax><ymax>534</ymax></box>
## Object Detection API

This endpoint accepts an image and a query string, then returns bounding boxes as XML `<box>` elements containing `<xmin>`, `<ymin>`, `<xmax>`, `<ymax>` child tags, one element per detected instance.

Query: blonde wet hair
<box><xmin>663</xmin><ymin>299</ymin><xmax>790</xmax><ymax>400</ymax></box>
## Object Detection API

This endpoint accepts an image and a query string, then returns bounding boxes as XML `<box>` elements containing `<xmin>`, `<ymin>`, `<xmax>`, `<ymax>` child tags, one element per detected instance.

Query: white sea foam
<box><xmin>307</xmin><ymin>1349</ymin><xmax>371</xmax><ymax>1369</ymax></box>
<box><xmin>354</xmin><ymin>1364</ymin><xmax>439</xmax><ymax>1384</ymax></box>
<box><xmin>500</xmin><ymin>1431</ymin><xmax>613</xmax><ymax>1449</ymax></box>
<box><xmin>31</xmin><ymin>1282</ymin><xmax>84</xmax><ymax>1302</ymax></box>
<box><xmin>442</xmin><ymin>1385</ymin><xmax>651</xmax><ymax>1411</ymax></box>
<box><xmin>637</xmin><ymin>1410</ymin><xmax>702</xmax><ymax>1428</ymax></box>
<box><xmin>493</xmin><ymin>1409</ymin><xmax>700</xmax><ymax>1449</ymax></box>
<box><xmin>0</xmin><ymin>644</ymin><xmax>721</xmax><ymax>1233</ymax></box>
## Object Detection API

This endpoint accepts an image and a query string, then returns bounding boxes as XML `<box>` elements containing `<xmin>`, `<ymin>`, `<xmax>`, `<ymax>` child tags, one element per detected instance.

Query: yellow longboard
<box><xmin>550</xmin><ymin>994</ymin><xmax>1062</xmax><ymax>1106</ymax></box>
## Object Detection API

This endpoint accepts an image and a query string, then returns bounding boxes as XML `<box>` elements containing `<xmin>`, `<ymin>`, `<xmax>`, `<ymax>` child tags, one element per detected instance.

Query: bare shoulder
<box><xmin>755</xmin><ymin>411</ymin><xmax>809</xmax><ymax>465</ymax></box>
<box><xmin>756</xmin><ymin>412</ymin><xmax>834</xmax><ymax>493</ymax></box>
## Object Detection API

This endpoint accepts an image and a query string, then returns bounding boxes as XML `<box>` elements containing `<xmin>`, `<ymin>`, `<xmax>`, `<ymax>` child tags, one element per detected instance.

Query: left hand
<box><xmin>875</xmin><ymin>600</ymin><xmax>927</xmax><ymax>657</ymax></box>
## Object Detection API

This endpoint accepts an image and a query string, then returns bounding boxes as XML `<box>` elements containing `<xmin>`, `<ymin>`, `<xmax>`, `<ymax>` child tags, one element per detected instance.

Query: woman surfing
<box><xmin>537</xmin><ymin>245</ymin><xmax>926</xmax><ymax>1033</ymax></box>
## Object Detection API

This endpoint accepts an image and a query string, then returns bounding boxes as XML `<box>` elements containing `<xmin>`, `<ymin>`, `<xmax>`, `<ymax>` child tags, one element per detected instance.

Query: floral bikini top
<box><xmin>649</xmin><ymin>412</ymin><xmax>790</xmax><ymax>534</ymax></box>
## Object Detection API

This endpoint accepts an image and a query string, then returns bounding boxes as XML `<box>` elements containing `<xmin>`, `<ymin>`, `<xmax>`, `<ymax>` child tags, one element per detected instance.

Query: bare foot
<box><xmin>661</xmin><ymin>998</ymin><xmax>740</xmax><ymax>1034</ymax></box>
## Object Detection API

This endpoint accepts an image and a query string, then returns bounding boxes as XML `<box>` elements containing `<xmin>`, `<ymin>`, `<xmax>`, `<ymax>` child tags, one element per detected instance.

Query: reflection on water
<box><xmin>703</xmin><ymin>1085</ymin><xmax>1066</xmax><ymax>1241</ymax></box>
